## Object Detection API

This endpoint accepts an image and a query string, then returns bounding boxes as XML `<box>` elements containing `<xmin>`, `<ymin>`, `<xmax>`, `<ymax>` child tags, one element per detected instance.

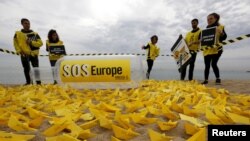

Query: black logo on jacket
<box><xmin>27</xmin><ymin>33</ymin><xmax>40</xmax><ymax>51</ymax></box>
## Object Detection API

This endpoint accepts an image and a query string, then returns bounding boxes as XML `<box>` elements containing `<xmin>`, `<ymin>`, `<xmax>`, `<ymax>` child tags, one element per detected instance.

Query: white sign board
<box><xmin>171</xmin><ymin>35</ymin><xmax>192</xmax><ymax>71</ymax></box>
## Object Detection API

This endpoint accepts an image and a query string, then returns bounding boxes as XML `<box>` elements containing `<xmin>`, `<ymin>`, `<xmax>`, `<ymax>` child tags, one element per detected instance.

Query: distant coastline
<box><xmin>247</xmin><ymin>71</ymin><xmax>250</xmax><ymax>73</ymax></box>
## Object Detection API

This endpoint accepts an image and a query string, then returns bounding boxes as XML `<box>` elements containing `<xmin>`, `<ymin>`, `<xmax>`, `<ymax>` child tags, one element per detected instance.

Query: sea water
<box><xmin>0</xmin><ymin>54</ymin><xmax>249</xmax><ymax>85</ymax></box>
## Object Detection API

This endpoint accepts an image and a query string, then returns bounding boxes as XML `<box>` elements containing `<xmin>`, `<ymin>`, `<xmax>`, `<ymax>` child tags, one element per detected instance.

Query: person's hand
<box><xmin>26</xmin><ymin>39</ymin><xmax>32</xmax><ymax>45</ymax></box>
<box><xmin>141</xmin><ymin>45</ymin><xmax>145</xmax><ymax>49</ymax></box>
<box><xmin>188</xmin><ymin>42</ymin><xmax>193</xmax><ymax>47</ymax></box>
<box><xmin>19</xmin><ymin>51</ymin><xmax>26</xmax><ymax>56</ymax></box>
<box><xmin>193</xmin><ymin>41</ymin><xmax>200</xmax><ymax>45</ymax></box>
<box><xmin>216</xmin><ymin>27</ymin><xmax>223</xmax><ymax>34</ymax></box>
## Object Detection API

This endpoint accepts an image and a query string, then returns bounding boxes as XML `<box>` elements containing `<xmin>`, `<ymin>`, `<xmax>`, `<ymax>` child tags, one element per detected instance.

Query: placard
<box><xmin>201</xmin><ymin>27</ymin><xmax>216</xmax><ymax>47</ymax></box>
<box><xmin>171</xmin><ymin>35</ymin><xmax>192</xmax><ymax>71</ymax></box>
<box><xmin>49</xmin><ymin>45</ymin><xmax>66</xmax><ymax>55</ymax></box>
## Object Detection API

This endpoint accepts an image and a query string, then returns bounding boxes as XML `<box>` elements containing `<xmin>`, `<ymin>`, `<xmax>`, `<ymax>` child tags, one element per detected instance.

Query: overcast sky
<box><xmin>0</xmin><ymin>0</ymin><xmax>250</xmax><ymax>70</ymax></box>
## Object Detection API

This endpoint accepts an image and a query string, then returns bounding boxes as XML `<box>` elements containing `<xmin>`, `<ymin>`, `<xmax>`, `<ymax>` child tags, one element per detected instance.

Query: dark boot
<box><xmin>215</xmin><ymin>78</ymin><xmax>221</xmax><ymax>85</ymax></box>
<box><xmin>36</xmin><ymin>81</ymin><xmax>41</xmax><ymax>85</ymax></box>
<box><xmin>201</xmin><ymin>80</ymin><xmax>208</xmax><ymax>84</ymax></box>
<box><xmin>146</xmin><ymin>72</ymin><xmax>150</xmax><ymax>79</ymax></box>
<box><xmin>24</xmin><ymin>82</ymin><xmax>31</xmax><ymax>86</ymax></box>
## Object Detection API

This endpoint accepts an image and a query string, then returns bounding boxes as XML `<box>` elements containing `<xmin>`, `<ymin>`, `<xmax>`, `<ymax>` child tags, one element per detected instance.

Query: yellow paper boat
<box><xmin>171</xmin><ymin>94</ymin><xmax>181</xmax><ymax>103</ymax></box>
<box><xmin>148</xmin><ymin>129</ymin><xmax>173</xmax><ymax>141</ymax></box>
<box><xmin>89</xmin><ymin>108</ymin><xmax>110</xmax><ymax>119</ymax></box>
<box><xmin>187</xmin><ymin>128</ymin><xmax>206</xmax><ymax>141</ymax></box>
<box><xmin>147</xmin><ymin>106</ymin><xmax>162</xmax><ymax>116</ymax></box>
<box><xmin>184</xmin><ymin>122</ymin><xmax>200</xmax><ymax>135</ymax></box>
<box><xmin>49</xmin><ymin>113</ymin><xmax>81</xmax><ymax>125</ymax></box>
<box><xmin>0</xmin><ymin>131</ymin><xmax>35</xmax><ymax>141</ymax></box>
<box><xmin>183</xmin><ymin>95</ymin><xmax>193</xmax><ymax>105</ymax></box>
<box><xmin>0</xmin><ymin>119</ymin><xmax>8</xmax><ymax>125</ymax></box>
<box><xmin>82</xmin><ymin>99</ymin><xmax>93</xmax><ymax>108</ymax></box>
<box><xmin>0</xmin><ymin>112</ymin><xmax>11</xmax><ymax>125</ymax></box>
<box><xmin>162</xmin><ymin>106</ymin><xmax>179</xmax><ymax>120</ymax></box>
<box><xmin>66</xmin><ymin>122</ymin><xmax>84</xmax><ymax>138</ymax></box>
<box><xmin>111</xmin><ymin>136</ymin><xmax>121</xmax><ymax>141</ymax></box>
<box><xmin>205</xmin><ymin>108</ymin><xmax>224</xmax><ymax>124</ymax></box>
<box><xmin>238</xmin><ymin>96</ymin><xmax>250</xmax><ymax>106</ymax></box>
<box><xmin>131</xmin><ymin>114</ymin><xmax>157</xmax><ymax>125</ymax></box>
<box><xmin>213</xmin><ymin>108</ymin><xmax>234</xmax><ymax>123</ymax></box>
<box><xmin>10</xmin><ymin>112</ymin><xmax>30</xmax><ymax>123</ymax></box>
<box><xmin>171</xmin><ymin>102</ymin><xmax>183</xmax><ymax>113</ymax></box>
<box><xmin>28</xmin><ymin>116</ymin><xmax>45</xmax><ymax>128</ymax></box>
<box><xmin>112</xmin><ymin>124</ymin><xmax>140</xmax><ymax>140</ymax></box>
<box><xmin>99</xmin><ymin>116</ymin><xmax>113</xmax><ymax>129</ymax></box>
<box><xmin>69</xmin><ymin>113</ymin><xmax>82</xmax><ymax>122</ymax></box>
<box><xmin>156</xmin><ymin>95</ymin><xmax>169</xmax><ymax>104</ymax></box>
<box><xmin>78</xmin><ymin>129</ymin><xmax>96</xmax><ymax>140</ymax></box>
<box><xmin>227</xmin><ymin>112</ymin><xmax>250</xmax><ymax>124</ymax></box>
<box><xmin>179</xmin><ymin>114</ymin><xmax>208</xmax><ymax>127</ymax></box>
<box><xmin>54</xmin><ymin>107</ymin><xmax>72</xmax><ymax>116</ymax></box>
<box><xmin>165</xmin><ymin>99</ymin><xmax>172</xmax><ymax>106</ymax></box>
<box><xmin>211</xmin><ymin>94</ymin><xmax>227</xmax><ymax>106</ymax></box>
<box><xmin>80</xmin><ymin>119</ymin><xmax>98</xmax><ymax>129</ymax></box>
<box><xmin>193</xmin><ymin>101</ymin><xmax>210</xmax><ymax>115</ymax></box>
<box><xmin>46</xmin><ymin>133</ymin><xmax>80</xmax><ymax>141</ymax></box>
<box><xmin>228</xmin><ymin>106</ymin><xmax>250</xmax><ymax>117</ymax></box>
<box><xmin>43</xmin><ymin>120</ymin><xmax>69</xmax><ymax>137</ymax></box>
<box><xmin>137</xmin><ymin>108</ymin><xmax>149</xmax><ymax>116</ymax></box>
<box><xmin>125</xmin><ymin>101</ymin><xmax>144</xmax><ymax>113</ymax></box>
<box><xmin>192</xmin><ymin>93</ymin><xmax>200</xmax><ymax>105</ymax></box>
<box><xmin>157</xmin><ymin>120</ymin><xmax>178</xmax><ymax>131</ymax></box>
<box><xmin>183</xmin><ymin>105</ymin><xmax>198</xmax><ymax>117</ymax></box>
<box><xmin>8</xmin><ymin>115</ymin><xmax>36</xmax><ymax>132</ymax></box>
<box><xmin>27</xmin><ymin>107</ymin><xmax>47</xmax><ymax>119</ymax></box>
<box><xmin>195</xmin><ymin>94</ymin><xmax>212</xmax><ymax>105</ymax></box>
<box><xmin>81</xmin><ymin>113</ymin><xmax>95</xmax><ymax>121</ymax></box>
<box><xmin>114</xmin><ymin>111</ymin><xmax>134</xmax><ymax>129</ymax></box>
<box><xmin>66</xmin><ymin>101</ymin><xmax>82</xmax><ymax>113</ymax></box>
<box><xmin>217</xmin><ymin>89</ymin><xmax>229</xmax><ymax>95</ymax></box>
<box><xmin>58</xmin><ymin>89</ymin><xmax>71</xmax><ymax>100</ymax></box>
<box><xmin>98</xmin><ymin>102</ymin><xmax>120</xmax><ymax>112</ymax></box>
<box><xmin>49</xmin><ymin>100</ymin><xmax>68</xmax><ymax>111</ymax></box>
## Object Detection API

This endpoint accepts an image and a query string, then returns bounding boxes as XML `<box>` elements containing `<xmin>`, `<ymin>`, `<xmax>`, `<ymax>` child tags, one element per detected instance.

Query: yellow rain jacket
<box><xmin>203</xmin><ymin>25</ymin><xmax>225</xmax><ymax>56</ymax></box>
<box><xmin>144</xmin><ymin>42</ymin><xmax>160</xmax><ymax>60</ymax></box>
<box><xmin>13</xmin><ymin>30</ymin><xmax>43</xmax><ymax>56</ymax></box>
<box><xmin>46</xmin><ymin>40</ymin><xmax>64</xmax><ymax>60</ymax></box>
<box><xmin>185</xmin><ymin>28</ymin><xmax>202</xmax><ymax>51</ymax></box>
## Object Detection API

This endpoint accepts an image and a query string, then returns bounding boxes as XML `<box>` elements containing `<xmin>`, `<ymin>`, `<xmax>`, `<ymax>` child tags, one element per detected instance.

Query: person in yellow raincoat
<box><xmin>181</xmin><ymin>19</ymin><xmax>201</xmax><ymax>80</ymax></box>
<box><xmin>13</xmin><ymin>18</ymin><xmax>43</xmax><ymax>85</ymax></box>
<box><xmin>46</xmin><ymin>29</ymin><xmax>65</xmax><ymax>84</ymax></box>
<box><xmin>141</xmin><ymin>35</ymin><xmax>160</xmax><ymax>79</ymax></box>
<box><xmin>202</xmin><ymin>13</ymin><xmax>227</xmax><ymax>85</ymax></box>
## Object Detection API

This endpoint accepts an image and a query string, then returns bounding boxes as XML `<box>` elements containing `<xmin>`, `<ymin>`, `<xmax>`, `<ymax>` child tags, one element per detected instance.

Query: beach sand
<box><xmin>0</xmin><ymin>80</ymin><xmax>249</xmax><ymax>141</ymax></box>
<box><xmin>3</xmin><ymin>80</ymin><xmax>250</xmax><ymax>94</ymax></box>
<box><xmin>205</xmin><ymin>79</ymin><xmax>250</xmax><ymax>94</ymax></box>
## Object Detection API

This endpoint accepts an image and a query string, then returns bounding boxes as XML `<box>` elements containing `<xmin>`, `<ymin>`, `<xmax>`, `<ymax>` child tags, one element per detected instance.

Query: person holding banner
<box><xmin>13</xmin><ymin>18</ymin><xmax>43</xmax><ymax>85</ymax></box>
<box><xmin>46</xmin><ymin>29</ymin><xmax>65</xmax><ymax>84</ymax></box>
<box><xmin>141</xmin><ymin>35</ymin><xmax>160</xmax><ymax>79</ymax></box>
<box><xmin>201</xmin><ymin>13</ymin><xmax>227</xmax><ymax>84</ymax></box>
<box><xmin>181</xmin><ymin>19</ymin><xmax>201</xmax><ymax>80</ymax></box>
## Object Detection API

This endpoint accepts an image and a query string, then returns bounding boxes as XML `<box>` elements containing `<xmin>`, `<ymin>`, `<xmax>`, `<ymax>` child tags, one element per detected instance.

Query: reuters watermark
<box><xmin>207</xmin><ymin>125</ymin><xmax>249</xmax><ymax>140</ymax></box>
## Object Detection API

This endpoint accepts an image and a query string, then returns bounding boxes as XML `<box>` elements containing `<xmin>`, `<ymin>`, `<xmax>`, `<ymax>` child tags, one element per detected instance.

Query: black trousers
<box><xmin>181</xmin><ymin>53</ymin><xmax>197</xmax><ymax>80</ymax></box>
<box><xmin>50</xmin><ymin>60</ymin><xmax>57</xmax><ymax>67</ymax></box>
<box><xmin>147</xmin><ymin>59</ymin><xmax>154</xmax><ymax>74</ymax></box>
<box><xmin>21</xmin><ymin>55</ymin><xmax>40</xmax><ymax>84</ymax></box>
<box><xmin>204</xmin><ymin>50</ymin><xmax>222</xmax><ymax>80</ymax></box>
